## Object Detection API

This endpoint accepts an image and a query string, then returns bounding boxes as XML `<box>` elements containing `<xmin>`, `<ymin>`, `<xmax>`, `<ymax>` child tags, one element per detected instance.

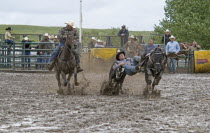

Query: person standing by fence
<box><xmin>5</xmin><ymin>27</ymin><xmax>15</xmax><ymax>66</ymax></box>
<box><xmin>21</xmin><ymin>37</ymin><xmax>31</xmax><ymax>70</ymax></box>
<box><xmin>162</xmin><ymin>29</ymin><xmax>171</xmax><ymax>46</ymax></box>
<box><xmin>88</xmin><ymin>37</ymin><xmax>97</xmax><ymax>49</ymax></box>
<box><xmin>124</xmin><ymin>35</ymin><xmax>138</xmax><ymax>58</ymax></box>
<box><xmin>118</xmin><ymin>25</ymin><xmax>129</xmax><ymax>47</ymax></box>
<box><xmin>37</xmin><ymin>33</ymin><xmax>51</xmax><ymax>69</ymax></box>
<box><xmin>165</xmin><ymin>35</ymin><xmax>180</xmax><ymax>74</ymax></box>
<box><xmin>5</xmin><ymin>27</ymin><xmax>15</xmax><ymax>48</ymax></box>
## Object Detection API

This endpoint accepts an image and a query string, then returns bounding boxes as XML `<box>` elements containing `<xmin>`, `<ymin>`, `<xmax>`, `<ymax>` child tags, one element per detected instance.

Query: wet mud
<box><xmin>0</xmin><ymin>72</ymin><xmax>210</xmax><ymax>132</ymax></box>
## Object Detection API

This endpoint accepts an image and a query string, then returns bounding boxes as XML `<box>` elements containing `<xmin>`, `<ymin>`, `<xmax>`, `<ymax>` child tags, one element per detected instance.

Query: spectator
<box><xmin>37</xmin><ymin>33</ymin><xmax>51</xmax><ymax>69</ymax></box>
<box><xmin>124</xmin><ymin>35</ymin><xmax>138</xmax><ymax>58</ymax></box>
<box><xmin>136</xmin><ymin>44</ymin><xmax>141</xmax><ymax>56</ymax></box>
<box><xmin>140</xmin><ymin>39</ymin><xmax>156</xmax><ymax>71</ymax></box>
<box><xmin>21</xmin><ymin>37</ymin><xmax>31</xmax><ymax>70</ymax></box>
<box><xmin>188</xmin><ymin>41</ymin><xmax>201</xmax><ymax>51</ymax></box>
<box><xmin>165</xmin><ymin>35</ymin><xmax>180</xmax><ymax>74</ymax></box>
<box><xmin>49</xmin><ymin>35</ymin><xmax>56</xmax><ymax>49</ymax></box>
<box><xmin>5</xmin><ymin>27</ymin><xmax>15</xmax><ymax>48</ymax></box>
<box><xmin>5</xmin><ymin>27</ymin><xmax>15</xmax><ymax>66</ymax></box>
<box><xmin>162</xmin><ymin>29</ymin><xmax>171</xmax><ymax>45</ymax></box>
<box><xmin>95</xmin><ymin>39</ymin><xmax>105</xmax><ymax>48</ymax></box>
<box><xmin>118</xmin><ymin>25</ymin><xmax>129</xmax><ymax>47</ymax></box>
<box><xmin>142</xmin><ymin>39</ymin><xmax>156</xmax><ymax>57</ymax></box>
<box><xmin>88</xmin><ymin>37</ymin><xmax>97</xmax><ymax>49</ymax></box>
<box><xmin>53</xmin><ymin>36</ymin><xmax>59</xmax><ymax>47</ymax></box>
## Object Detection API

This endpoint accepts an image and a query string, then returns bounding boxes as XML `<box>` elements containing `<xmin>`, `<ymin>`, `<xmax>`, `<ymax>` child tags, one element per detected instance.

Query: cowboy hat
<box><xmin>49</xmin><ymin>35</ymin><xmax>55</xmax><ymax>39</ymax></box>
<box><xmin>165</xmin><ymin>29</ymin><xmax>170</xmax><ymax>32</ymax></box>
<box><xmin>5</xmin><ymin>27</ymin><xmax>12</xmax><ymax>31</ymax></box>
<box><xmin>65</xmin><ymin>21</ymin><xmax>76</xmax><ymax>28</ymax></box>
<box><xmin>122</xmin><ymin>25</ymin><xmax>126</xmax><ymax>28</ymax></box>
<box><xmin>116</xmin><ymin>51</ymin><xmax>125</xmax><ymax>60</ymax></box>
<box><xmin>169</xmin><ymin>35</ymin><xmax>175</xmax><ymax>39</ymax></box>
<box><xmin>44</xmin><ymin>33</ymin><xmax>49</xmax><ymax>36</ymax></box>
<box><xmin>129</xmin><ymin>35</ymin><xmax>135</xmax><ymax>39</ymax></box>
<box><xmin>97</xmin><ymin>39</ymin><xmax>102</xmax><ymax>43</ymax></box>
<box><xmin>91</xmin><ymin>37</ymin><xmax>96</xmax><ymax>40</ymax></box>
<box><xmin>23</xmin><ymin>37</ymin><xmax>29</xmax><ymax>40</ymax></box>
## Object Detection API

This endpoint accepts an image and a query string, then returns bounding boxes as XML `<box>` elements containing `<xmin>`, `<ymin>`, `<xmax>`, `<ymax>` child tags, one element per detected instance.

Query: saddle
<box><xmin>167</xmin><ymin>53</ymin><xmax>178</xmax><ymax>58</ymax></box>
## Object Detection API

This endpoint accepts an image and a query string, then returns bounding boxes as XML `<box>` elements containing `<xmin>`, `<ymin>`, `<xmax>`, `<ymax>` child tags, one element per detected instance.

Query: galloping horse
<box><xmin>54</xmin><ymin>36</ymin><xmax>79</xmax><ymax>94</ymax></box>
<box><xmin>143</xmin><ymin>47</ymin><xmax>166</xmax><ymax>97</ymax></box>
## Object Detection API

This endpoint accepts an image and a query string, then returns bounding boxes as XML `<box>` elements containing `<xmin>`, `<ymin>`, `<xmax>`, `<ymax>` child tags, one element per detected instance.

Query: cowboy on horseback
<box><xmin>47</xmin><ymin>21</ymin><xmax>83</xmax><ymax>72</ymax></box>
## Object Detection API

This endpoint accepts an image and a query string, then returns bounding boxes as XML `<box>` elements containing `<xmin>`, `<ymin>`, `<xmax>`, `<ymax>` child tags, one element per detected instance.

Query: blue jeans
<box><xmin>5</xmin><ymin>40</ymin><xmax>14</xmax><ymax>64</ymax></box>
<box><xmin>167</xmin><ymin>57</ymin><xmax>177</xmax><ymax>73</ymax></box>
<box><xmin>49</xmin><ymin>42</ymin><xmax>64</xmax><ymax>62</ymax></box>
<box><xmin>5</xmin><ymin>40</ymin><xmax>14</xmax><ymax>45</ymax></box>
<box><xmin>37</xmin><ymin>53</ymin><xmax>47</xmax><ymax>69</ymax></box>
<box><xmin>124</xmin><ymin>56</ymin><xmax>141</xmax><ymax>76</ymax></box>
<box><xmin>49</xmin><ymin>42</ymin><xmax>80</xmax><ymax>64</ymax></box>
<box><xmin>22</xmin><ymin>51</ymin><xmax>31</xmax><ymax>68</ymax></box>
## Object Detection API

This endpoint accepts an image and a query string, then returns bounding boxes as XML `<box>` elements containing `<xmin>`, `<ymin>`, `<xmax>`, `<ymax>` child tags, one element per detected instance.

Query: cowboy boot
<box><xmin>76</xmin><ymin>64</ymin><xmax>83</xmax><ymax>73</ymax></box>
<box><xmin>46</xmin><ymin>59</ymin><xmax>55</xmax><ymax>71</ymax></box>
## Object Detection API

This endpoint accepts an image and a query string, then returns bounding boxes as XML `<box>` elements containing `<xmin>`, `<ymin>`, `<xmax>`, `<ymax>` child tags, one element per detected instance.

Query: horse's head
<box><xmin>150</xmin><ymin>47</ymin><xmax>165</xmax><ymax>73</ymax></box>
<box><xmin>65</xmin><ymin>35</ymin><xmax>76</xmax><ymax>49</ymax></box>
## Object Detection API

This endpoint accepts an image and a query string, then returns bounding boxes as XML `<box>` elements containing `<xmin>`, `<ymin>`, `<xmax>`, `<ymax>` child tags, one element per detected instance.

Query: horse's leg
<box><xmin>143</xmin><ymin>68</ymin><xmax>149</xmax><ymax>96</ymax></box>
<box><xmin>152</xmin><ymin>74</ymin><xmax>162</xmax><ymax>96</ymax></box>
<box><xmin>119</xmin><ymin>74</ymin><xmax>126</xmax><ymax>94</ymax></box>
<box><xmin>74</xmin><ymin>67</ymin><xmax>79</xmax><ymax>86</ymax></box>
<box><xmin>61</xmin><ymin>71</ymin><xmax>67</xmax><ymax>87</ymax></box>
<box><xmin>67</xmin><ymin>72</ymin><xmax>75</xmax><ymax>94</ymax></box>
<box><xmin>67</xmin><ymin>72</ymin><xmax>72</xmax><ymax>88</ymax></box>
<box><xmin>146</xmin><ymin>68</ymin><xmax>153</xmax><ymax>94</ymax></box>
<box><xmin>56</xmin><ymin>71</ymin><xmax>63</xmax><ymax>94</ymax></box>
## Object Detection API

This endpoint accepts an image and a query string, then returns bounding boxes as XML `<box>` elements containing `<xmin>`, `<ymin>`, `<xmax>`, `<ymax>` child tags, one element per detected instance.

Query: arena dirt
<box><xmin>0</xmin><ymin>71</ymin><xmax>210</xmax><ymax>132</ymax></box>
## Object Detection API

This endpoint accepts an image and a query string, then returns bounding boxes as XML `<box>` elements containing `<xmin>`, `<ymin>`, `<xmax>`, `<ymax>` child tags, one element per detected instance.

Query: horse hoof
<box><xmin>57</xmin><ymin>89</ymin><xmax>63</xmax><ymax>95</ymax></box>
<box><xmin>63</xmin><ymin>82</ymin><xmax>68</xmax><ymax>87</ymax></box>
<box><xmin>143</xmin><ymin>90</ymin><xmax>148</xmax><ymax>98</ymax></box>
<box><xmin>75</xmin><ymin>82</ymin><xmax>79</xmax><ymax>86</ymax></box>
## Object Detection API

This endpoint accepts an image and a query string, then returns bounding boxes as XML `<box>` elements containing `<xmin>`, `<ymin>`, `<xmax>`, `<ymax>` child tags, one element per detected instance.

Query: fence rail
<box><xmin>0</xmin><ymin>41</ymin><xmax>194</xmax><ymax>73</ymax></box>
<box><xmin>0</xmin><ymin>34</ymin><xmax>143</xmax><ymax>48</ymax></box>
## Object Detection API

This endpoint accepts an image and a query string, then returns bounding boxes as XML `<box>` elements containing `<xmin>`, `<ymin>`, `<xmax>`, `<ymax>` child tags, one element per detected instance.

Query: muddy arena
<box><xmin>0</xmin><ymin>67</ymin><xmax>210</xmax><ymax>132</ymax></box>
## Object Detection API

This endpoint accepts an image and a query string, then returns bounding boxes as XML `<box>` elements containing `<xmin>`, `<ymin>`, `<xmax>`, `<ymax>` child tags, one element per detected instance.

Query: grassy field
<box><xmin>0</xmin><ymin>25</ymin><xmax>157</xmax><ymax>46</ymax></box>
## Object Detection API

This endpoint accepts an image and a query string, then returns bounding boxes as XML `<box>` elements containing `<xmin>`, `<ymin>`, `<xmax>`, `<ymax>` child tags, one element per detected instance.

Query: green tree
<box><xmin>154</xmin><ymin>0</ymin><xmax>210</xmax><ymax>49</ymax></box>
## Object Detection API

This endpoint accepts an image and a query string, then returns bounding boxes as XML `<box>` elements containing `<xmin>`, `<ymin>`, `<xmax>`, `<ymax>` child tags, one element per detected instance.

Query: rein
<box><xmin>58</xmin><ymin>37</ymin><xmax>75</xmax><ymax>64</ymax></box>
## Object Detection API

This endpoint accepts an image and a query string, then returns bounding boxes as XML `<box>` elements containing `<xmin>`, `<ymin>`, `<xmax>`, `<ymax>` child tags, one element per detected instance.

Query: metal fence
<box><xmin>0</xmin><ymin>42</ymin><xmax>55</xmax><ymax>72</ymax></box>
<box><xmin>0</xmin><ymin>40</ymin><xmax>194</xmax><ymax>73</ymax></box>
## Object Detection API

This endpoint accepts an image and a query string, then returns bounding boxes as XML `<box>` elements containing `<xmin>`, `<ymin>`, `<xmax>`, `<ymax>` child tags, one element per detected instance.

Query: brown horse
<box><xmin>54</xmin><ymin>36</ymin><xmax>79</xmax><ymax>94</ymax></box>
<box><xmin>176</xmin><ymin>43</ymin><xmax>189</xmax><ymax>67</ymax></box>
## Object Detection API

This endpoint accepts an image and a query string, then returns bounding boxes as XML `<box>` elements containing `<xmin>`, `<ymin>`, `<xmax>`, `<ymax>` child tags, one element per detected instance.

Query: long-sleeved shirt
<box><xmin>112</xmin><ymin>58</ymin><xmax>137</xmax><ymax>76</ymax></box>
<box><xmin>143</xmin><ymin>44</ymin><xmax>156</xmax><ymax>56</ymax></box>
<box><xmin>161</xmin><ymin>34</ymin><xmax>171</xmax><ymax>45</ymax></box>
<box><xmin>165</xmin><ymin>41</ymin><xmax>180</xmax><ymax>54</ymax></box>
<box><xmin>5</xmin><ymin>31</ymin><xmax>14</xmax><ymax>40</ymax></box>
<box><xmin>124</xmin><ymin>41</ymin><xmax>138</xmax><ymax>53</ymax></box>
<box><xmin>38</xmin><ymin>38</ymin><xmax>51</xmax><ymax>54</ymax></box>
<box><xmin>117</xmin><ymin>29</ymin><xmax>129</xmax><ymax>37</ymax></box>
<box><xmin>95</xmin><ymin>43</ymin><xmax>104</xmax><ymax>48</ymax></box>
<box><xmin>112</xmin><ymin>58</ymin><xmax>130</xmax><ymax>70</ymax></box>
<box><xmin>57</xmin><ymin>27</ymin><xmax>78</xmax><ymax>44</ymax></box>
<box><xmin>22</xmin><ymin>40</ymin><xmax>31</xmax><ymax>52</ymax></box>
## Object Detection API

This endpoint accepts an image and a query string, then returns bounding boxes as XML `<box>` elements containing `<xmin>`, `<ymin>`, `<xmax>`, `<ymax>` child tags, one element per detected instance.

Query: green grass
<box><xmin>0</xmin><ymin>24</ymin><xmax>155</xmax><ymax>46</ymax></box>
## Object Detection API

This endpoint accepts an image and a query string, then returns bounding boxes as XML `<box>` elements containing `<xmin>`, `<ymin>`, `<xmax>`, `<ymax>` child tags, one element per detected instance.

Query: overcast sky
<box><xmin>0</xmin><ymin>0</ymin><xmax>165</xmax><ymax>31</ymax></box>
